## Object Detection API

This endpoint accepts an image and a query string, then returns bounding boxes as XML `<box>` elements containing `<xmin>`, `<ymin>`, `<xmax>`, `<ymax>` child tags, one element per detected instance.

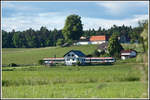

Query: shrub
<box><xmin>56</xmin><ymin>39</ymin><xmax>64</xmax><ymax>46</ymax></box>
<box><xmin>8</xmin><ymin>63</ymin><xmax>18</xmax><ymax>67</ymax></box>
<box><xmin>92</xmin><ymin>50</ymin><xmax>100</xmax><ymax>57</ymax></box>
<box><xmin>38</xmin><ymin>60</ymin><xmax>44</xmax><ymax>65</ymax></box>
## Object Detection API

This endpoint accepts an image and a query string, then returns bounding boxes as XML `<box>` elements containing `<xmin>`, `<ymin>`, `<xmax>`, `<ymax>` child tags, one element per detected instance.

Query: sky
<box><xmin>1</xmin><ymin>1</ymin><xmax>149</xmax><ymax>32</ymax></box>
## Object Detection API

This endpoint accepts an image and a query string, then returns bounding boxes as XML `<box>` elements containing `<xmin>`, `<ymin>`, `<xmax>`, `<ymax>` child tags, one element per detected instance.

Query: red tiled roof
<box><xmin>90</xmin><ymin>36</ymin><xmax>106</xmax><ymax>41</ymax></box>
<box><xmin>121</xmin><ymin>50</ymin><xmax>134</xmax><ymax>53</ymax></box>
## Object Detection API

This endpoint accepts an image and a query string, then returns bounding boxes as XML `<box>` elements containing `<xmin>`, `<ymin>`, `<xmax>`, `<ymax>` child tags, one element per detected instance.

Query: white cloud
<box><xmin>2</xmin><ymin>2</ymin><xmax>15</xmax><ymax>8</ymax></box>
<box><xmin>82</xmin><ymin>14</ymin><xmax>148</xmax><ymax>30</ymax></box>
<box><xmin>97</xmin><ymin>1</ymin><xmax>148</xmax><ymax>16</ymax></box>
<box><xmin>2</xmin><ymin>12</ymin><xmax>148</xmax><ymax>32</ymax></box>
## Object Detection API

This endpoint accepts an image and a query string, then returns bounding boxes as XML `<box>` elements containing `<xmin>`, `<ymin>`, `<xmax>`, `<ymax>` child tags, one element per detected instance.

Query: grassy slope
<box><xmin>2</xmin><ymin>43</ymin><xmax>143</xmax><ymax>65</ymax></box>
<box><xmin>2</xmin><ymin>45</ymin><xmax>97</xmax><ymax>65</ymax></box>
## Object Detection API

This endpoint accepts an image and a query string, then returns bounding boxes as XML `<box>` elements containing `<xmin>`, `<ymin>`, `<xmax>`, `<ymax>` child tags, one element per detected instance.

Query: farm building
<box><xmin>97</xmin><ymin>42</ymin><xmax>108</xmax><ymax>53</ymax></box>
<box><xmin>64</xmin><ymin>50</ymin><xmax>86</xmax><ymax>65</ymax></box>
<box><xmin>43</xmin><ymin>50</ymin><xmax>115</xmax><ymax>66</ymax></box>
<box><xmin>74</xmin><ymin>35</ymin><xmax>108</xmax><ymax>45</ymax></box>
<box><xmin>90</xmin><ymin>35</ymin><xmax>107</xmax><ymax>44</ymax></box>
<box><xmin>74</xmin><ymin>37</ymin><xmax>91</xmax><ymax>45</ymax></box>
<box><xmin>121</xmin><ymin>49</ymin><xmax>137</xmax><ymax>60</ymax></box>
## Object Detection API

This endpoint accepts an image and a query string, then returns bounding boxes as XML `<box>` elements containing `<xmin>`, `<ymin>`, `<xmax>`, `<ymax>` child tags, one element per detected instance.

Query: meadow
<box><xmin>2</xmin><ymin>45</ymin><xmax>97</xmax><ymax>65</ymax></box>
<box><xmin>2</xmin><ymin>43</ymin><xmax>144</xmax><ymax>66</ymax></box>
<box><xmin>2</xmin><ymin>64</ymin><xmax>148</xmax><ymax>98</ymax></box>
<box><xmin>2</xmin><ymin>44</ymin><xmax>148</xmax><ymax>98</ymax></box>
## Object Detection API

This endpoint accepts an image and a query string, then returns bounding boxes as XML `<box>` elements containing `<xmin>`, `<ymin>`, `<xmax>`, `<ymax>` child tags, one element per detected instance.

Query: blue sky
<box><xmin>2</xmin><ymin>1</ymin><xmax>149</xmax><ymax>32</ymax></box>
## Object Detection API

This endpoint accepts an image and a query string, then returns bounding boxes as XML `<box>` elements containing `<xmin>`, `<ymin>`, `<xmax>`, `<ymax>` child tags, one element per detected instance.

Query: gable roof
<box><xmin>121</xmin><ymin>49</ymin><xmax>137</xmax><ymax>53</ymax></box>
<box><xmin>97</xmin><ymin>42</ymin><xmax>108</xmax><ymax>50</ymax></box>
<box><xmin>64</xmin><ymin>50</ymin><xmax>86</xmax><ymax>57</ymax></box>
<box><xmin>90</xmin><ymin>35</ymin><xmax>106</xmax><ymax>41</ymax></box>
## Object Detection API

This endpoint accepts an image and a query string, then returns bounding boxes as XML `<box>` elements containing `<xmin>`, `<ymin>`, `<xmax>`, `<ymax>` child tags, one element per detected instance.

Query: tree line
<box><xmin>2</xmin><ymin>14</ymin><xmax>146</xmax><ymax>48</ymax></box>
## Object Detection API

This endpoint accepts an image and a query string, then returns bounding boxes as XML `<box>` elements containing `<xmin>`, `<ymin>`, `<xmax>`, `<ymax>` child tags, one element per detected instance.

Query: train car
<box><xmin>43</xmin><ymin>58</ymin><xmax>65</xmax><ymax>65</ymax></box>
<box><xmin>84</xmin><ymin>57</ymin><xmax>115</xmax><ymax>64</ymax></box>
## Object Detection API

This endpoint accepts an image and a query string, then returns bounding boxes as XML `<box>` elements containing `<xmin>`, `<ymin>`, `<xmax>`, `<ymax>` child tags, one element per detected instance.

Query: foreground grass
<box><xmin>2</xmin><ymin>64</ymin><xmax>142</xmax><ymax>86</ymax></box>
<box><xmin>2</xmin><ymin>82</ymin><xmax>147</xmax><ymax>98</ymax></box>
<box><xmin>2</xmin><ymin>44</ymin><xmax>147</xmax><ymax>98</ymax></box>
<box><xmin>2</xmin><ymin>64</ymin><xmax>148</xmax><ymax>98</ymax></box>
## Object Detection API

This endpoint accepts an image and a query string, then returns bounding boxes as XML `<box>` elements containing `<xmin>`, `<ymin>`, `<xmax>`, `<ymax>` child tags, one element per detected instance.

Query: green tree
<box><xmin>136</xmin><ymin>20</ymin><xmax>148</xmax><ymax>98</ymax></box>
<box><xmin>62</xmin><ymin>14</ymin><xmax>83</xmax><ymax>43</ymax></box>
<box><xmin>56</xmin><ymin>39</ymin><xmax>64</xmax><ymax>46</ymax></box>
<box><xmin>107</xmin><ymin>35</ymin><xmax>124</xmax><ymax>58</ymax></box>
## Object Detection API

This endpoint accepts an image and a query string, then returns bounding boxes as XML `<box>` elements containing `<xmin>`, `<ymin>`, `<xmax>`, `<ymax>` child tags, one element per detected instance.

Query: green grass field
<box><xmin>2</xmin><ymin>44</ymin><xmax>148</xmax><ymax>98</ymax></box>
<box><xmin>2</xmin><ymin>64</ymin><xmax>148</xmax><ymax>98</ymax></box>
<box><xmin>2</xmin><ymin>45</ymin><xmax>97</xmax><ymax>65</ymax></box>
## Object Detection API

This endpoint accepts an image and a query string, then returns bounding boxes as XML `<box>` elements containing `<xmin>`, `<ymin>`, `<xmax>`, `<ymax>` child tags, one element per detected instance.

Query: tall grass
<box><xmin>2</xmin><ymin>64</ymin><xmax>142</xmax><ymax>86</ymax></box>
<box><xmin>2</xmin><ymin>82</ymin><xmax>147</xmax><ymax>98</ymax></box>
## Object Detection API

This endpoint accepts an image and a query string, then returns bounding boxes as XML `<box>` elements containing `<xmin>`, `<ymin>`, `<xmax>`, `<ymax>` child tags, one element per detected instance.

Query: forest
<box><xmin>2</xmin><ymin>23</ymin><xmax>144</xmax><ymax>48</ymax></box>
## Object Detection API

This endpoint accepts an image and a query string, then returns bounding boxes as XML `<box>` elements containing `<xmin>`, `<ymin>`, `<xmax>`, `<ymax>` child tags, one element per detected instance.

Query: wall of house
<box><xmin>75</xmin><ymin>41</ymin><xmax>91</xmax><ymax>45</ymax></box>
<box><xmin>74</xmin><ymin>40</ymin><xmax>106</xmax><ymax>45</ymax></box>
<box><xmin>121</xmin><ymin>53</ymin><xmax>131</xmax><ymax>56</ymax></box>
<box><xmin>130</xmin><ymin>51</ymin><xmax>136</xmax><ymax>57</ymax></box>
<box><xmin>90</xmin><ymin>41</ymin><xmax>106</xmax><ymax>44</ymax></box>
<box><xmin>64</xmin><ymin>52</ymin><xmax>86</xmax><ymax>65</ymax></box>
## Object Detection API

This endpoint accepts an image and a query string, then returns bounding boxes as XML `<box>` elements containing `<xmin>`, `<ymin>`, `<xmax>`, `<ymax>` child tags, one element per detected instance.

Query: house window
<box><xmin>72</xmin><ymin>59</ymin><xmax>74</xmax><ymax>61</ymax></box>
<box><xmin>72</xmin><ymin>54</ymin><xmax>74</xmax><ymax>57</ymax></box>
<box><xmin>67</xmin><ymin>59</ymin><xmax>69</xmax><ymax>61</ymax></box>
<box><xmin>68</xmin><ymin>54</ymin><xmax>70</xmax><ymax>56</ymax></box>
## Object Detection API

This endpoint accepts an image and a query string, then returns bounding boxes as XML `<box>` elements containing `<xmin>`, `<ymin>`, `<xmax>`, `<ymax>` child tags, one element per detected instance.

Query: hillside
<box><xmin>2</xmin><ymin>45</ymin><xmax>97</xmax><ymax>65</ymax></box>
<box><xmin>2</xmin><ymin>43</ymin><xmax>143</xmax><ymax>66</ymax></box>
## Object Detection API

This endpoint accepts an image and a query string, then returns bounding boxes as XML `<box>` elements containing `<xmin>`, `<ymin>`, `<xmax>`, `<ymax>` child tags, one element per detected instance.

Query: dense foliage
<box><xmin>2</xmin><ymin>27</ymin><xmax>63</xmax><ymax>48</ymax></box>
<box><xmin>62</xmin><ymin>14</ymin><xmax>83</xmax><ymax>43</ymax></box>
<box><xmin>2</xmin><ymin>15</ymin><xmax>145</xmax><ymax>48</ymax></box>
<box><xmin>107</xmin><ymin>35</ymin><xmax>124</xmax><ymax>58</ymax></box>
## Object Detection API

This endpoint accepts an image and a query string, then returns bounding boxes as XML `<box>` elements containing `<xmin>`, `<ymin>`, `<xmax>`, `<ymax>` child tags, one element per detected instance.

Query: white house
<box><xmin>64</xmin><ymin>50</ymin><xmax>86</xmax><ymax>65</ymax></box>
<box><xmin>121</xmin><ymin>49</ymin><xmax>137</xmax><ymax>60</ymax></box>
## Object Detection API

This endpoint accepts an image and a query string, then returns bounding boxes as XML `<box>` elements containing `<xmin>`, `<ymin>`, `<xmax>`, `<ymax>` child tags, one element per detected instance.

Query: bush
<box><xmin>38</xmin><ymin>60</ymin><xmax>44</xmax><ymax>65</ymax></box>
<box><xmin>100</xmin><ymin>53</ymin><xmax>110</xmax><ymax>57</ymax></box>
<box><xmin>8</xmin><ymin>63</ymin><xmax>18</xmax><ymax>67</ymax></box>
<box><xmin>86</xmin><ymin>54</ymin><xmax>93</xmax><ymax>57</ymax></box>
<box><xmin>56</xmin><ymin>39</ymin><xmax>64</xmax><ymax>46</ymax></box>
<box><xmin>92</xmin><ymin>50</ymin><xmax>100</xmax><ymax>57</ymax></box>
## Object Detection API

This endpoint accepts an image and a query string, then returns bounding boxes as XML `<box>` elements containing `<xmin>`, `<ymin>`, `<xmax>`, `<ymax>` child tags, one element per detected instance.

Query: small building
<box><xmin>74</xmin><ymin>39</ymin><xmax>91</xmax><ymax>45</ymax></box>
<box><xmin>74</xmin><ymin>35</ymin><xmax>108</xmax><ymax>45</ymax></box>
<box><xmin>64</xmin><ymin>50</ymin><xmax>86</xmax><ymax>65</ymax></box>
<box><xmin>97</xmin><ymin>42</ymin><xmax>108</xmax><ymax>53</ymax></box>
<box><xmin>74</xmin><ymin>37</ymin><xmax>90</xmax><ymax>45</ymax></box>
<box><xmin>90</xmin><ymin>35</ymin><xmax>107</xmax><ymax>44</ymax></box>
<box><xmin>121</xmin><ymin>49</ymin><xmax>137</xmax><ymax>60</ymax></box>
